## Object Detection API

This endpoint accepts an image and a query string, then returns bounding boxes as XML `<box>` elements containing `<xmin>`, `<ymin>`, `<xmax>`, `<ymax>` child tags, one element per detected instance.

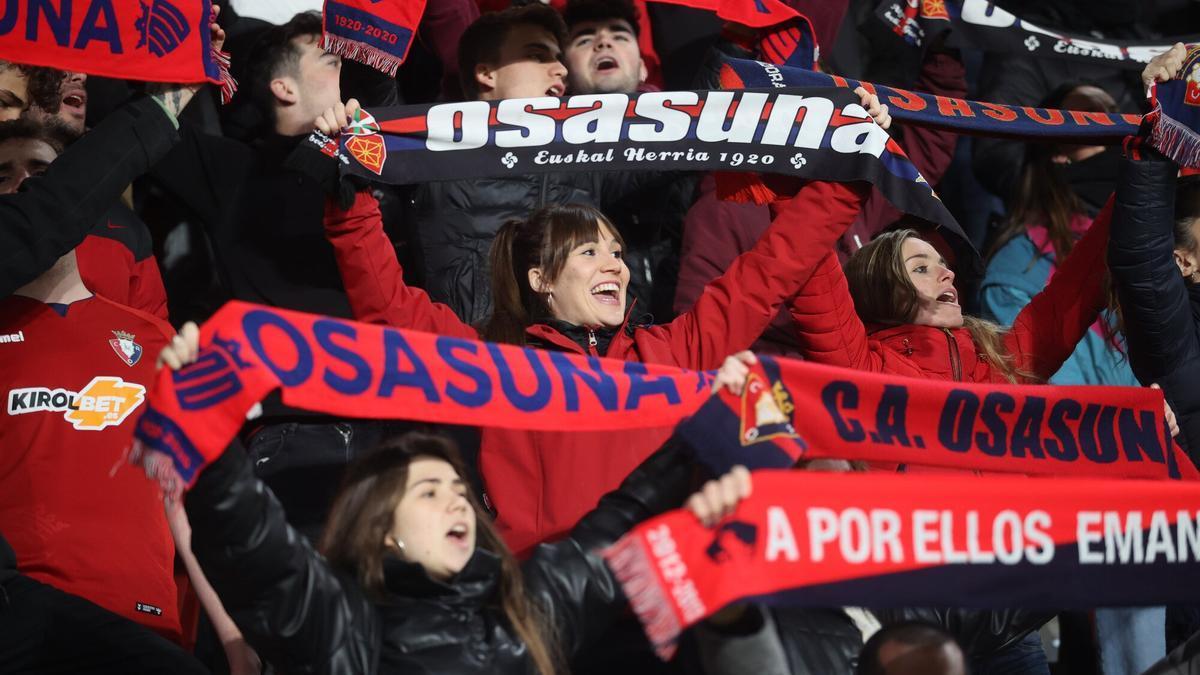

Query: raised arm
<box><xmin>324</xmin><ymin>191</ymin><xmax>478</xmax><ymax>340</ymax></box>
<box><xmin>1004</xmin><ymin>197</ymin><xmax>1113</xmax><ymax>381</ymax></box>
<box><xmin>648</xmin><ymin>179</ymin><xmax>868</xmax><ymax>370</ymax></box>
<box><xmin>185</xmin><ymin>441</ymin><xmax>375</xmax><ymax>674</ymax></box>
<box><xmin>0</xmin><ymin>96</ymin><xmax>179</xmax><ymax>296</ymax></box>
<box><xmin>1108</xmin><ymin>150</ymin><xmax>1197</xmax><ymax>382</ymax></box>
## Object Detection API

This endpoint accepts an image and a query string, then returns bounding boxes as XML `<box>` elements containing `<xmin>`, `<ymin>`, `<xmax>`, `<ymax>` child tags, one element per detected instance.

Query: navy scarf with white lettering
<box><xmin>315</xmin><ymin>85</ymin><xmax>965</xmax><ymax>254</ymax></box>
<box><xmin>875</xmin><ymin>0</ymin><xmax>1191</xmax><ymax>70</ymax></box>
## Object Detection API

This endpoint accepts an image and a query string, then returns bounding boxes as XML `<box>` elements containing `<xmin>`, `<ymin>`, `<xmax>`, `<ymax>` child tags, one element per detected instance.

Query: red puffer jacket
<box><xmin>787</xmin><ymin>199</ymin><xmax>1113</xmax><ymax>385</ymax></box>
<box><xmin>325</xmin><ymin>182</ymin><xmax>865</xmax><ymax>555</ymax></box>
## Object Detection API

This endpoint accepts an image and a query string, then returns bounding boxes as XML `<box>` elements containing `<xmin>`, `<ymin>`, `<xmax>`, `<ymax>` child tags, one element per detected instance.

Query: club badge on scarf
<box><xmin>719</xmin><ymin>56</ymin><xmax>1143</xmax><ymax>143</ymax></box>
<box><xmin>603</xmin><ymin>470</ymin><xmax>1200</xmax><ymax>659</ymax></box>
<box><xmin>320</xmin><ymin>86</ymin><xmax>962</xmax><ymax>243</ymax></box>
<box><xmin>0</xmin><ymin>0</ymin><xmax>224</xmax><ymax>85</ymax></box>
<box><xmin>876</xmin><ymin>0</ymin><xmax>1189</xmax><ymax>69</ymax></box>
<box><xmin>322</xmin><ymin>0</ymin><xmax>426</xmax><ymax>76</ymax></box>
<box><xmin>676</xmin><ymin>355</ymin><xmax>1194</xmax><ymax>481</ymax></box>
<box><xmin>1147</xmin><ymin>44</ymin><xmax>1200</xmax><ymax>168</ymax></box>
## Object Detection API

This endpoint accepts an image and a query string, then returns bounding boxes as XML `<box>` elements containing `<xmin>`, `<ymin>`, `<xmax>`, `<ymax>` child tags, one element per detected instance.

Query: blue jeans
<box><xmin>1095</xmin><ymin>608</ymin><xmax>1166</xmax><ymax>675</ymax></box>
<box><xmin>971</xmin><ymin>632</ymin><xmax>1051</xmax><ymax>675</ymax></box>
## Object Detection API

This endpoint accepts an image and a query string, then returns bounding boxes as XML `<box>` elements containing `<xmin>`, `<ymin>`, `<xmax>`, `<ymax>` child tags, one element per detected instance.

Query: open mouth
<box><xmin>590</xmin><ymin>281</ymin><xmax>621</xmax><ymax>305</ymax></box>
<box><xmin>936</xmin><ymin>290</ymin><xmax>959</xmax><ymax>306</ymax></box>
<box><xmin>546</xmin><ymin>82</ymin><xmax>564</xmax><ymax>97</ymax></box>
<box><xmin>61</xmin><ymin>90</ymin><xmax>86</xmax><ymax>117</ymax></box>
<box><xmin>594</xmin><ymin>56</ymin><xmax>619</xmax><ymax>73</ymax></box>
<box><xmin>446</xmin><ymin>523</ymin><xmax>470</xmax><ymax>546</ymax></box>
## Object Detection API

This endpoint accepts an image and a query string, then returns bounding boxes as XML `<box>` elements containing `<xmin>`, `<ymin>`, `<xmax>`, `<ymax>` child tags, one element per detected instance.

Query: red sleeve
<box><xmin>786</xmin><ymin>250</ymin><xmax>886</xmax><ymax>372</ymax></box>
<box><xmin>673</xmin><ymin>176</ymin><xmax>771</xmax><ymax>315</ymax></box>
<box><xmin>127</xmin><ymin>254</ymin><xmax>169</xmax><ymax>322</ymax></box>
<box><xmin>1004</xmin><ymin>197</ymin><xmax>1113</xmax><ymax>381</ymax></box>
<box><xmin>648</xmin><ymin>180</ymin><xmax>867</xmax><ymax>370</ymax></box>
<box><xmin>324</xmin><ymin>192</ymin><xmax>478</xmax><ymax>341</ymax></box>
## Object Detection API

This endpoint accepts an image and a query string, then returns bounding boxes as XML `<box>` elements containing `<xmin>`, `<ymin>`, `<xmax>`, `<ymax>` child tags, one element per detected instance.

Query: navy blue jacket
<box><xmin>1108</xmin><ymin>150</ymin><xmax>1200</xmax><ymax>466</ymax></box>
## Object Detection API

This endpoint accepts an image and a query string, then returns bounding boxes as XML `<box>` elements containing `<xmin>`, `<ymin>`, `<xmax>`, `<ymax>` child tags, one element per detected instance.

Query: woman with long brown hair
<box><xmin>160</xmin><ymin>329</ymin><xmax>755</xmax><ymax>675</ymax></box>
<box><xmin>314</xmin><ymin>95</ymin><xmax>888</xmax><ymax>556</ymax></box>
<box><xmin>786</xmin><ymin>196</ymin><xmax>1114</xmax><ymax>387</ymax></box>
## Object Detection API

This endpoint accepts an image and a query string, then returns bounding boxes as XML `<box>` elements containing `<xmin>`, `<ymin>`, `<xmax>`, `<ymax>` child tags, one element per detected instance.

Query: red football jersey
<box><xmin>0</xmin><ymin>294</ymin><xmax>179</xmax><ymax>639</ymax></box>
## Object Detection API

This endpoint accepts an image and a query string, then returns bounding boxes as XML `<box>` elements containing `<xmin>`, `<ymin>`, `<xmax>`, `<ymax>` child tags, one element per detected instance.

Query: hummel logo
<box><xmin>0</xmin><ymin>331</ymin><xmax>24</xmax><ymax>344</ymax></box>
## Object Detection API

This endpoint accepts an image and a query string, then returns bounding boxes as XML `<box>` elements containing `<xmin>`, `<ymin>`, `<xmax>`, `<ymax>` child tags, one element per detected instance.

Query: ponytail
<box><xmin>482</xmin><ymin>219</ymin><xmax>541</xmax><ymax>345</ymax></box>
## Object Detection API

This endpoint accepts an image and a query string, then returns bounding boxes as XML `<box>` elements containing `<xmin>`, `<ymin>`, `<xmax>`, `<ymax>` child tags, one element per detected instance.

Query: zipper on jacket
<box><xmin>942</xmin><ymin>328</ymin><xmax>963</xmax><ymax>381</ymax></box>
<box><xmin>587</xmin><ymin>328</ymin><xmax>599</xmax><ymax>356</ymax></box>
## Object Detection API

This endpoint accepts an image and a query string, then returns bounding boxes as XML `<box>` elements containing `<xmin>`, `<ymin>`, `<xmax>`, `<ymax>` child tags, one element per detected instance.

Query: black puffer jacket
<box><xmin>408</xmin><ymin>171</ymin><xmax>673</xmax><ymax>325</ymax></box>
<box><xmin>1107</xmin><ymin>150</ymin><xmax>1200</xmax><ymax>464</ymax></box>
<box><xmin>185</xmin><ymin>436</ymin><xmax>694</xmax><ymax>675</ymax></box>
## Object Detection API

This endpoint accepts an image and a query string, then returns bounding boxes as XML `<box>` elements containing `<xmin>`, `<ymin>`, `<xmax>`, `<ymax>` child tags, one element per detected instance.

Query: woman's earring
<box><xmin>388</xmin><ymin>537</ymin><xmax>406</xmax><ymax>554</ymax></box>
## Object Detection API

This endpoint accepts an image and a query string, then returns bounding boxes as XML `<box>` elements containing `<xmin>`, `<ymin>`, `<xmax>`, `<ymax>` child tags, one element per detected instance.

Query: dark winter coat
<box><xmin>185</xmin><ymin>436</ymin><xmax>695</xmax><ymax>675</ymax></box>
<box><xmin>1107</xmin><ymin>150</ymin><xmax>1200</xmax><ymax>465</ymax></box>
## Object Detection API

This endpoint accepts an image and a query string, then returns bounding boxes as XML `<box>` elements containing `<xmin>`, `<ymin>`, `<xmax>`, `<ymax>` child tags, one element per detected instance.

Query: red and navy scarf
<box><xmin>312</xmin><ymin>85</ymin><xmax>961</xmax><ymax>252</ymax></box>
<box><xmin>0</xmin><ymin>0</ymin><xmax>231</xmax><ymax>93</ymax></box>
<box><xmin>321</xmin><ymin>0</ymin><xmax>426</xmax><ymax>76</ymax></box>
<box><xmin>876</xmin><ymin>0</ymin><xmax>1192</xmax><ymax>70</ymax></box>
<box><xmin>603</xmin><ymin>469</ymin><xmax>1200</xmax><ymax>659</ymax></box>
<box><xmin>719</xmin><ymin>56</ymin><xmax>1142</xmax><ymax>143</ymax></box>
<box><xmin>134</xmin><ymin>303</ymin><xmax>1190</xmax><ymax>488</ymax></box>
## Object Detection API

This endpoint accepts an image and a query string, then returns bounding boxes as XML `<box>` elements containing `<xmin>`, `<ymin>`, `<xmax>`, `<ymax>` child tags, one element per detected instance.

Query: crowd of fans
<box><xmin>2</xmin><ymin>0</ymin><xmax>1200</xmax><ymax>673</ymax></box>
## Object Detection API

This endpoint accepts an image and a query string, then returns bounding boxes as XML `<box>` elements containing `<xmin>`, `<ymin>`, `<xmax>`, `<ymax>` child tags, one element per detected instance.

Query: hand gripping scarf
<box><xmin>0</xmin><ymin>0</ymin><xmax>233</xmax><ymax>96</ymax></box>
<box><xmin>603</xmin><ymin>470</ymin><xmax>1200</xmax><ymax>659</ymax></box>
<box><xmin>133</xmin><ymin>303</ymin><xmax>1192</xmax><ymax>489</ymax></box>
<box><xmin>1145</xmin><ymin>44</ymin><xmax>1200</xmax><ymax>168</ymax></box>
<box><xmin>313</xmin><ymin>85</ymin><xmax>970</xmax><ymax>263</ymax></box>
<box><xmin>875</xmin><ymin>0</ymin><xmax>1192</xmax><ymax>70</ymax></box>
<box><xmin>322</xmin><ymin>0</ymin><xmax>426</xmax><ymax>76</ymax></box>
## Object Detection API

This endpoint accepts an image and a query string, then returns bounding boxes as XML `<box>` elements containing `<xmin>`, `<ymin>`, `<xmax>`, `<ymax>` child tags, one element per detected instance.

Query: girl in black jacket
<box><xmin>161</xmin><ymin>324</ymin><xmax>755</xmax><ymax>675</ymax></box>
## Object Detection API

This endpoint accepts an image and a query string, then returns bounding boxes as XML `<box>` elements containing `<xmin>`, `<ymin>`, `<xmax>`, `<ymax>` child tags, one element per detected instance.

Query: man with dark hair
<box><xmin>458</xmin><ymin>3</ymin><xmax>567</xmax><ymax>100</ymax></box>
<box><xmin>857</xmin><ymin>622</ymin><xmax>968</xmax><ymax>675</ymax></box>
<box><xmin>563</xmin><ymin>0</ymin><xmax>647</xmax><ymax>95</ymax></box>
<box><xmin>243</xmin><ymin>12</ymin><xmax>344</xmax><ymax>135</ymax></box>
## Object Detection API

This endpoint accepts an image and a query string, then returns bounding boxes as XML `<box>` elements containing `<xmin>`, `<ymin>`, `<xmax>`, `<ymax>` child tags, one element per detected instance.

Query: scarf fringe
<box><xmin>1150</xmin><ymin>109</ymin><xmax>1200</xmax><ymax>169</ymax></box>
<box><xmin>322</xmin><ymin>34</ymin><xmax>402</xmax><ymax>77</ymax></box>
<box><xmin>213</xmin><ymin>47</ymin><xmax>237</xmax><ymax>105</ymax></box>
<box><xmin>713</xmin><ymin>171</ymin><xmax>779</xmax><ymax>204</ymax></box>
<box><xmin>601</xmin><ymin>535</ymin><xmax>682</xmax><ymax>661</ymax></box>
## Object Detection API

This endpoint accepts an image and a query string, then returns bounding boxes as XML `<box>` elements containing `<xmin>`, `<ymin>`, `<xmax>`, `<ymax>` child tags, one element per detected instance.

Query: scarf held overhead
<box><xmin>719</xmin><ymin>56</ymin><xmax>1143</xmax><ymax>143</ymax></box>
<box><xmin>132</xmin><ymin>303</ymin><xmax>1188</xmax><ymax>487</ymax></box>
<box><xmin>875</xmin><ymin>0</ymin><xmax>1187</xmax><ymax>69</ymax></box>
<box><xmin>322</xmin><ymin>0</ymin><xmax>425</xmax><ymax>76</ymax></box>
<box><xmin>320</xmin><ymin>86</ymin><xmax>959</xmax><ymax>237</ymax></box>
<box><xmin>0</xmin><ymin>0</ymin><xmax>223</xmax><ymax>85</ymax></box>
<box><xmin>603</xmin><ymin>470</ymin><xmax>1200</xmax><ymax>660</ymax></box>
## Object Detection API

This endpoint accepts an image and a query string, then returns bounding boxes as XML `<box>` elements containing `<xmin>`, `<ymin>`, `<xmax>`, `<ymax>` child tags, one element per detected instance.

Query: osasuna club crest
<box><xmin>109</xmin><ymin>330</ymin><xmax>143</xmax><ymax>367</ymax></box>
<box><xmin>738</xmin><ymin>370</ymin><xmax>799</xmax><ymax>445</ymax></box>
